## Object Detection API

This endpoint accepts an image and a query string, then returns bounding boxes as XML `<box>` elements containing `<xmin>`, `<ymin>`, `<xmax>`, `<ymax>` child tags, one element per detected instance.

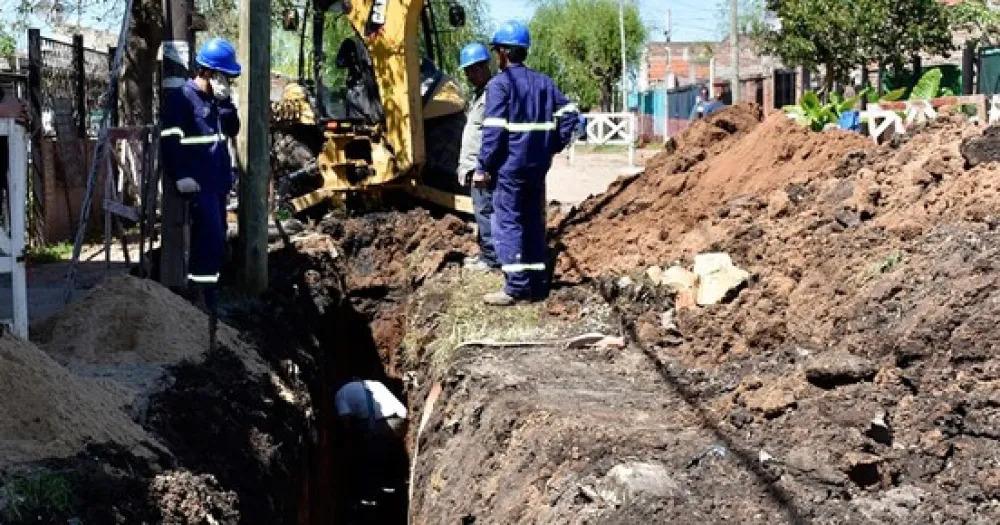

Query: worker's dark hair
<box><xmin>496</xmin><ymin>44</ymin><xmax>528</xmax><ymax>64</ymax></box>
<box><xmin>508</xmin><ymin>46</ymin><xmax>528</xmax><ymax>63</ymax></box>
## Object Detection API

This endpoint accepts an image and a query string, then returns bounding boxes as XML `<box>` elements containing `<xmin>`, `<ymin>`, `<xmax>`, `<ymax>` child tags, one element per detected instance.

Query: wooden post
<box><xmin>729</xmin><ymin>0</ymin><xmax>740</xmax><ymax>102</ymax></box>
<box><xmin>27</xmin><ymin>29</ymin><xmax>46</xmax><ymax>245</ymax></box>
<box><xmin>236</xmin><ymin>0</ymin><xmax>270</xmax><ymax>294</ymax></box>
<box><xmin>107</xmin><ymin>46</ymin><xmax>119</xmax><ymax>126</ymax></box>
<box><xmin>159</xmin><ymin>0</ymin><xmax>192</xmax><ymax>288</ymax></box>
<box><xmin>73</xmin><ymin>34</ymin><xmax>86</xmax><ymax>138</ymax></box>
<box><xmin>963</xmin><ymin>41</ymin><xmax>976</xmax><ymax>95</ymax></box>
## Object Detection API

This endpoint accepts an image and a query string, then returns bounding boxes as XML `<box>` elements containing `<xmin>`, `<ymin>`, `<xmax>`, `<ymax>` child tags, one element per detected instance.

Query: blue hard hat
<box><xmin>195</xmin><ymin>37</ymin><xmax>241</xmax><ymax>76</ymax></box>
<box><xmin>491</xmin><ymin>20</ymin><xmax>530</xmax><ymax>49</ymax></box>
<box><xmin>459</xmin><ymin>43</ymin><xmax>490</xmax><ymax>69</ymax></box>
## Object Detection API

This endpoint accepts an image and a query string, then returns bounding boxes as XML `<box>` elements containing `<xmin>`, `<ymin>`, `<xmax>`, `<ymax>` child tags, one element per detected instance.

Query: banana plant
<box><xmin>783</xmin><ymin>90</ymin><xmax>862</xmax><ymax>132</ymax></box>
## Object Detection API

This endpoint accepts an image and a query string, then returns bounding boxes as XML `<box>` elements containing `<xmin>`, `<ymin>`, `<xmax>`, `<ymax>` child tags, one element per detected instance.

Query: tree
<box><xmin>951</xmin><ymin>0</ymin><xmax>1000</xmax><ymax>46</ymax></box>
<box><xmin>0</xmin><ymin>27</ymin><xmax>15</xmax><ymax>57</ymax></box>
<box><xmin>529</xmin><ymin>0</ymin><xmax>646</xmax><ymax>111</ymax></box>
<box><xmin>716</xmin><ymin>0</ymin><xmax>765</xmax><ymax>39</ymax></box>
<box><xmin>755</xmin><ymin>0</ymin><xmax>954</xmax><ymax>93</ymax></box>
<box><xmin>866</xmin><ymin>0</ymin><xmax>953</xmax><ymax>74</ymax></box>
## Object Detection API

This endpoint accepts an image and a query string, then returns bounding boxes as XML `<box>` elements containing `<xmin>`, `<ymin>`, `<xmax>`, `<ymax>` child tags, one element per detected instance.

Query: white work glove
<box><xmin>210</xmin><ymin>74</ymin><xmax>231</xmax><ymax>100</ymax></box>
<box><xmin>472</xmin><ymin>170</ymin><xmax>491</xmax><ymax>188</ymax></box>
<box><xmin>176</xmin><ymin>177</ymin><xmax>201</xmax><ymax>194</ymax></box>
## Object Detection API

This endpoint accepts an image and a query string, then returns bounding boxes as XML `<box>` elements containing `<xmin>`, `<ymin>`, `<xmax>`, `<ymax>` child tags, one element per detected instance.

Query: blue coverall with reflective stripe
<box><xmin>161</xmin><ymin>79</ymin><xmax>239</xmax><ymax>284</ymax></box>
<box><xmin>478</xmin><ymin>64</ymin><xmax>578</xmax><ymax>299</ymax></box>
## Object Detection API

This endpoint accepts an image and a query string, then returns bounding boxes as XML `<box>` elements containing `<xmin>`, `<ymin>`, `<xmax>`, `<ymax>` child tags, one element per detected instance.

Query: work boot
<box><xmin>483</xmin><ymin>290</ymin><xmax>518</xmax><ymax>306</ymax></box>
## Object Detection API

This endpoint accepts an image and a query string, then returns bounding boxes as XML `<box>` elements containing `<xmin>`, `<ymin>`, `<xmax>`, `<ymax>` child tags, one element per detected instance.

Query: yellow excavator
<box><xmin>270</xmin><ymin>0</ymin><xmax>474</xmax><ymax>214</ymax></box>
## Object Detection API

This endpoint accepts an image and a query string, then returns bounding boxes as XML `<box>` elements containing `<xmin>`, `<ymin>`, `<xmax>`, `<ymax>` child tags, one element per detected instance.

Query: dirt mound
<box><xmin>318</xmin><ymin>208</ymin><xmax>476</xmax><ymax>291</ymax></box>
<box><xmin>0</xmin><ymin>335</ymin><xmax>153</xmax><ymax>469</ymax></box>
<box><xmin>35</xmin><ymin>275</ymin><xmax>261</xmax><ymax>372</ymax></box>
<box><xmin>555</xmin><ymin>114</ymin><xmax>1000</xmax><ymax>520</ymax></box>
<box><xmin>557</xmin><ymin>109</ymin><xmax>873</xmax><ymax>280</ymax></box>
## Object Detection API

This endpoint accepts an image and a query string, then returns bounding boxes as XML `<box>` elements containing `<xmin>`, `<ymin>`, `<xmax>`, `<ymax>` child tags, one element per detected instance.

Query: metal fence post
<box><xmin>73</xmin><ymin>34</ymin><xmax>85</xmax><ymax>138</ymax></box>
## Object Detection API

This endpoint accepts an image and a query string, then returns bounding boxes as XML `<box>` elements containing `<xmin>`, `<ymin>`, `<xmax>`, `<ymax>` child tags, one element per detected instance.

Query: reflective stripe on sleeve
<box><xmin>483</xmin><ymin>118</ymin><xmax>509</xmax><ymax>128</ymax></box>
<box><xmin>161</xmin><ymin>127</ymin><xmax>185</xmax><ymax>138</ymax></box>
<box><xmin>506</xmin><ymin>122</ymin><xmax>557</xmax><ymax>132</ymax></box>
<box><xmin>188</xmin><ymin>273</ymin><xmax>221</xmax><ymax>284</ymax></box>
<box><xmin>501</xmin><ymin>263</ymin><xmax>547</xmax><ymax>273</ymax></box>
<box><xmin>180</xmin><ymin>133</ymin><xmax>228</xmax><ymax>145</ymax></box>
<box><xmin>554</xmin><ymin>103</ymin><xmax>579</xmax><ymax>117</ymax></box>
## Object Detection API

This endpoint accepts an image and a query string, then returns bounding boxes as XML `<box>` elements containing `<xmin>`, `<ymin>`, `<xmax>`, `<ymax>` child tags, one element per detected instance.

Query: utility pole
<box><xmin>619</xmin><ymin>0</ymin><xmax>628</xmax><ymax>112</ymax></box>
<box><xmin>159</xmin><ymin>0</ymin><xmax>192</xmax><ymax>288</ymax></box>
<box><xmin>730</xmin><ymin>0</ymin><xmax>741</xmax><ymax>102</ymax></box>
<box><xmin>236</xmin><ymin>0</ymin><xmax>270</xmax><ymax>294</ymax></box>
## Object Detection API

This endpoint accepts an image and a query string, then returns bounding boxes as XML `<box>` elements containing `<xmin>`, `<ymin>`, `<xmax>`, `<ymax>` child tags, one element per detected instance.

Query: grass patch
<box><xmin>575</xmin><ymin>143</ymin><xmax>631</xmax><ymax>154</ymax></box>
<box><xmin>25</xmin><ymin>242</ymin><xmax>74</xmax><ymax>264</ymax></box>
<box><xmin>0</xmin><ymin>472</ymin><xmax>74</xmax><ymax>522</ymax></box>
<box><xmin>873</xmin><ymin>251</ymin><xmax>904</xmax><ymax>275</ymax></box>
<box><xmin>402</xmin><ymin>270</ymin><xmax>552</xmax><ymax>373</ymax></box>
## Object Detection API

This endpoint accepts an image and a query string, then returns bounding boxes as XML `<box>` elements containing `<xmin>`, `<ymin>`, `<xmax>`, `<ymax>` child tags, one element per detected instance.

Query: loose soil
<box><xmin>402</xmin><ymin>106</ymin><xmax>1000</xmax><ymax>523</ymax></box>
<box><xmin>0</xmin><ymin>335</ymin><xmax>153</xmax><ymax>469</ymax></box>
<box><xmin>1</xmin><ymin>275</ymin><xmax>312</xmax><ymax>524</ymax></box>
<box><xmin>6</xmin><ymin>104</ymin><xmax>999</xmax><ymax>523</ymax></box>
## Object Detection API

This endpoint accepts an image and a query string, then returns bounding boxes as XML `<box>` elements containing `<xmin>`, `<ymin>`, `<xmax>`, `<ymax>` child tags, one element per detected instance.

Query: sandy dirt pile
<box><xmin>34</xmin><ymin>275</ymin><xmax>261</xmax><ymax>372</ymax></box>
<box><xmin>0</xmin><ymin>335</ymin><xmax>153</xmax><ymax>469</ymax></box>
<box><xmin>557</xmin><ymin>104</ymin><xmax>874</xmax><ymax>280</ymax></box>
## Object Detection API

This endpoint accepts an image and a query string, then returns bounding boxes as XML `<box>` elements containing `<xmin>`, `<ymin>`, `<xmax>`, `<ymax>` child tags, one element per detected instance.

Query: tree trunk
<box><xmin>824</xmin><ymin>61</ymin><xmax>836</xmax><ymax>100</ymax></box>
<box><xmin>600</xmin><ymin>83</ymin><xmax>612</xmax><ymax>112</ymax></box>
<box><xmin>122</xmin><ymin>1</ymin><xmax>163</xmax><ymax>126</ymax></box>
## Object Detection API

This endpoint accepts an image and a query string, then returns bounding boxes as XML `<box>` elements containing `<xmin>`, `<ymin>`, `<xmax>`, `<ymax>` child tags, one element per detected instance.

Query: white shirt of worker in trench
<box><xmin>335</xmin><ymin>380</ymin><xmax>408</xmax><ymax>421</ymax></box>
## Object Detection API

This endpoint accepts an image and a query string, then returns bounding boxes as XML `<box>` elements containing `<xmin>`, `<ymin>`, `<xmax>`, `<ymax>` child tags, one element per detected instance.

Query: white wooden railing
<box><xmin>0</xmin><ymin>117</ymin><xmax>28</xmax><ymax>339</ymax></box>
<box><xmin>570</xmin><ymin>112</ymin><xmax>637</xmax><ymax>167</ymax></box>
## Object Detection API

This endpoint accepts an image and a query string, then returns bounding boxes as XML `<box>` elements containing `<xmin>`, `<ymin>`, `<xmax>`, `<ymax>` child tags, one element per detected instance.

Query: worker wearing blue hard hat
<box><xmin>477</xmin><ymin>20</ymin><xmax>579</xmax><ymax>305</ymax></box>
<box><xmin>457</xmin><ymin>42</ymin><xmax>500</xmax><ymax>272</ymax></box>
<box><xmin>160</xmin><ymin>36</ymin><xmax>241</xmax><ymax>311</ymax></box>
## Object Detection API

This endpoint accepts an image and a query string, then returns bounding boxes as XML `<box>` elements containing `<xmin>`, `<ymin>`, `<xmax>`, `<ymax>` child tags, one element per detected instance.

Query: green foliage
<box><xmin>195</xmin><ymin>0</ymin><xmax>239</xmax><ymax>42</ymax></box>
<box><xmin>26</xmin><ymin>242</ymin><xmax>73</xmax><ymax>264</ymax></box>
<box><xmin>910</xmin><ymin>68</ymin><xmax>943</xmax><ymax>100</ymax></box>
<box><xmin>717</xmin><ymin>0</ymin><xmax>766</xmax><ymax>39</ymax></box>
<box><xmin>783</xmin><ymin>90</ymin><xmax>860</xmax><ymax>131</ymax></box>
<box><xmin>0</xmin><ymin>472</ymin><xmax>74</xmax><ymax>522</ymax></box>
<box><xmin>866</xmin><ymin>0</ymin><xmax>953</xmax><ymax>72</ymax></box>
<box><xmin>425</xmin><ymin>0</ymin><xmax>491</xmax><ymax>81</ymax></box>
<box><xmin>867</xmin><ymin>68</ymin><xmax>952</xmax><ymax>101</ymax></box>
<box><xmin>756</xmin><ymin>0</ymin><xmax>953</xmax><ymax>90</ymax></box>
<box><xmin>950</xmin><ymin>0</ymin><xmax>1000</xmax><ymax>46</ymax></box>
<box><xmin>0</xmin><ymin>27</ymin><xmax>15</xmax><ymax>58</ymax></box>
<box><xmin>529</xmin><ymin>0</ymin><xmax>646</xmax><ymax>110</ymax></box>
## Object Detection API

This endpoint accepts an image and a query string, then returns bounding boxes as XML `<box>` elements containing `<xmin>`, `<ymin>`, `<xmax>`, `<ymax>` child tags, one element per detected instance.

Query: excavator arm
<box><xmin>273</xmin><ymin>0</ymin><xmax>470</xmax><ymax>212</ymax></box>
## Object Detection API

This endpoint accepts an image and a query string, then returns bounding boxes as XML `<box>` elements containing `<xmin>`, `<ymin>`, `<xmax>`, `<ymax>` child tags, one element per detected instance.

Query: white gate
<box><xmin>0</xmin><ymin>117</ymin><xmax>28</xmax><ymax>339</ymax></box>
<box><xmin>571</xmin><ymin>112</ymin><xmax>637</xmax><ymax>167</ymax></box>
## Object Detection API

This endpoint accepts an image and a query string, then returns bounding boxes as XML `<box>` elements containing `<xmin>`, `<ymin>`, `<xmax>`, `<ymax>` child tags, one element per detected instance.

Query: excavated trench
<box><xmin>258</xmin><ymin>207</ymin><xmax>474</xmax><ymax>524</ymax></box>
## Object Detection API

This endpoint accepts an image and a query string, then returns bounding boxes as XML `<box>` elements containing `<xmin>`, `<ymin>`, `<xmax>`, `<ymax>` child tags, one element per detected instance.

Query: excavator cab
<box><xmin>271</xmin><ymin>0</ymin><xmax>472</xmax><ymax>214</ymax></box>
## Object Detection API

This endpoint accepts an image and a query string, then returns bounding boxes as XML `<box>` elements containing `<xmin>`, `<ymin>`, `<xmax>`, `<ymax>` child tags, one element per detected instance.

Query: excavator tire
<box><xmin>421</xmin><ymin>111</ymin><xmax>470</xmax><ymax>196</ymax></box>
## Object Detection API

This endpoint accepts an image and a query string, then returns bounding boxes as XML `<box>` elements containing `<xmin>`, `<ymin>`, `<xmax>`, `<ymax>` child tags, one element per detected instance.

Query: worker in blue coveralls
<box><xmin>477</xmin><ymin>20</ymin><xmax>579</xmax><ymax>306</ymax></box>
<box><xmin>160</xmin><ymin>37</ymin><xmax>240</xmax><ymax>310</ymax></box>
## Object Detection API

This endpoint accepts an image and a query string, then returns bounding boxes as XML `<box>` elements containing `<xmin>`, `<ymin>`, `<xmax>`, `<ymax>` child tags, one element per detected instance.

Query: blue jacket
<box><xmin>478</xmin><ymin>64</ymin><xmax>578</xmax><ymax>175</ymax></box>
<box><xmin>161</xmin><ymin>79</ymin><xmax>240</xmax><ymax>194</ymax></box>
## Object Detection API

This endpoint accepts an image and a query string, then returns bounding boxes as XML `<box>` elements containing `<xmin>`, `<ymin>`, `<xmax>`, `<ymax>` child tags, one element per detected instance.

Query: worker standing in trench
<box><xmin>160</xmin><ymin>37</ymin><xmax>241</xmax><ymax>312</ymax></box>
<box><xmin>477</xmin><ymin>20</ymin><xmax>579</xmax><ymax>305</ymax></box>
<box><xmin>457</xmin><ymin>42</ymin><xmax>500</xmax><ymax>272</ymax></box>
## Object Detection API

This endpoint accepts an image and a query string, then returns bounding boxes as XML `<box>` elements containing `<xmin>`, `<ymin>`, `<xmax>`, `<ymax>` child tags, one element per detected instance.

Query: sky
<box><xmin>487</xmin><ymin>0</ymin><xmax>723</xmax><ymax>43</ymax></box>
